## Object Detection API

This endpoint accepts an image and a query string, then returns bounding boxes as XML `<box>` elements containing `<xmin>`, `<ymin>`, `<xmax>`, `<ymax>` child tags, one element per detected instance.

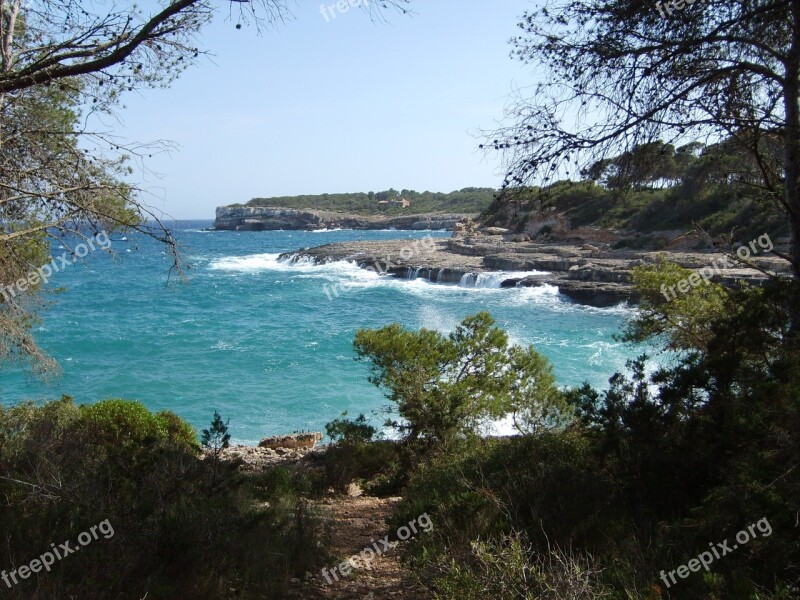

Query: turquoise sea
<box><xmin>1</xmin><ymin>221</ymin><xmax>639</xmax><ymax>444</ymax></box>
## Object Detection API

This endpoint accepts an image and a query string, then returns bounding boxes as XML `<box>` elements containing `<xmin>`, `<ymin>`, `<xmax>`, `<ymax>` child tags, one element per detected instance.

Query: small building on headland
<box><xmin>378</xmin><ymin>197</ymin><xmax>411</xmax><ymax>209</ymax></box>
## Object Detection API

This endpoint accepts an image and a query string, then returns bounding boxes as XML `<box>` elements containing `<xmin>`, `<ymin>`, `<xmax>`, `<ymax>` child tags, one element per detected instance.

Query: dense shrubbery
<box><xmin>320</xmin><ymin>413</ymin><xmax>403</xmax><ymax>495</ymax></box>
<box><xmin>0</xmin><ymin>397</ymin><xmax>323</xmax><ymax>599</ymax></box>
<box><xmin>349</xmin><ymin>290</ymin><xmax>800</xmax><ymax>598</ymax></box>
<box><xmin>322</xmin><ymin>312</ymin><xmax>572</xmax><ymax>499</ymax></box>
<box><xmin>429</xmin><ymin>533</ymin><xmax>613</xmax><ymax>600</ymax></box>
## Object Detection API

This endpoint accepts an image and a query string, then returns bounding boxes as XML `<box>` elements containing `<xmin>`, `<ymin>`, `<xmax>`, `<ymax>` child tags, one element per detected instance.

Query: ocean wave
<box><xmin>205</xmin><ymin>252</ymin><xmax>633</xmax><ymax>314</ymax></box>
<box><xmin>207</xmin><ymin>253</ymin><xmax>388</xmax><ymax>285</ymax></box>
<box><xmin>208</xmin><ymin>253</ymin><xmax>309</xmax><ymax>272</ymax></box>
<box><xmin>457</xmin><ymin>270</ymin><xmax>550</xmax><ymax>289</ymax></box>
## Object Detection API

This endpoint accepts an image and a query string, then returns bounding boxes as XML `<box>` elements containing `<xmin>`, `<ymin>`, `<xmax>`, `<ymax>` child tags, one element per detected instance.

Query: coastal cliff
<box><xmin>213</xmin><ymin>205</ymin><xmax>475</xmax><ymax>231</ymax></box>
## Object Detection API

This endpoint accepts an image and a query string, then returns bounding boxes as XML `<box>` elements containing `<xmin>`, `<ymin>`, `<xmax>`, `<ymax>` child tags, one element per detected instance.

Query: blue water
<box><xmin>1</xmin><ymin>221</ymin><xmax>638</xmax><ymax>444</ymax></box>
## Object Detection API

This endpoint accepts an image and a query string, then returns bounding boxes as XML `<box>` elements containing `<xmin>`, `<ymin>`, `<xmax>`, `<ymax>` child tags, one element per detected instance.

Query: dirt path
<box><xmin>288</xmin><ymin>491</ymin><xmax>431</xmax><ymax>600</ymax></box>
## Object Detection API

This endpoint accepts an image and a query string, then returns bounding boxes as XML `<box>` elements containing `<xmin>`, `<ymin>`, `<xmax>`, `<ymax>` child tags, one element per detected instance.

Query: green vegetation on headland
<box><xmin>482</xmin><ymin>139</ymin><xmax>788</xmax><ymax>244</ymax></box>
<box><xmin>240</xmin><ymin>188</ymin><xmax>496</xmax><ymax>216</ymax></box>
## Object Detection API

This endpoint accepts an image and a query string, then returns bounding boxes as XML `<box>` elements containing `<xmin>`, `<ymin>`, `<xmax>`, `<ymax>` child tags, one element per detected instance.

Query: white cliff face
<box><xmin>213</xmin><ymin>205</ymin><xmax>475</xmax><ymax>231</ymax></box>
<box><xmin>214</xmin><ymin>206</ymin><xmax>327</xmax><ymax>230</ymax></box>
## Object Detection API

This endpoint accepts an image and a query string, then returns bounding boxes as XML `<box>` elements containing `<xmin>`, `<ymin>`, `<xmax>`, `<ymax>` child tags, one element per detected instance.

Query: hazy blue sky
<box><xmin>116</xmin><ymin>1</ymin><xmax>534</xmax><ymax>219</ymax></box>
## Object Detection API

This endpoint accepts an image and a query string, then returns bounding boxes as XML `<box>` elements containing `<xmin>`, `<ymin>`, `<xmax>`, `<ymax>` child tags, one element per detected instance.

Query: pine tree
<box><xmin>201</xmin><ymin>411</ymin><xmax>231</xmax><ymax>459</ymax></box>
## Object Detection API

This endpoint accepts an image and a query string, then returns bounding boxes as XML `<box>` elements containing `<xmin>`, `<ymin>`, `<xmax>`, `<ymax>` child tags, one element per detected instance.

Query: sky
<box><xmin>115</xmin><ymin>1</ymin><xmax>536</xmax><ymax>219</ymax></box>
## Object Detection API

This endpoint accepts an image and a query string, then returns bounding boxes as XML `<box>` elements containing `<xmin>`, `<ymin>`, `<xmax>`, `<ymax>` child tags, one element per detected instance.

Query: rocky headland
<box><xmin>214</xmin><ymin>205</ymin><xmax>475</xmax><ymax>231</ymax></box>
<box><xmin>279</xmin><ymin>229</ymin><xmax>790</xmax><ymax>308</ymax></box>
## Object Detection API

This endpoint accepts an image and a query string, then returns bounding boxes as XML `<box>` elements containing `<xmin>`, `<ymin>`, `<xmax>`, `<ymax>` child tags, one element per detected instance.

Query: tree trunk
<box><xmin>785</xmin><ymin>1</ymin><xmax>800</xmax><ymax>333</ymax></box>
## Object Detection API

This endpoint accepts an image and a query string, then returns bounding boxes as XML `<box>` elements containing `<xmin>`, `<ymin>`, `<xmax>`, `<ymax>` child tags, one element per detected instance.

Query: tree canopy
<box><xmin>354</xmin><ymin>312</ymin><xmax>569</xmax><ymax>445</ymax></box>
<box><xmin>487</xmin><ymin>0</ymin><xmax>799</xmax><ymax>294</ymax></box>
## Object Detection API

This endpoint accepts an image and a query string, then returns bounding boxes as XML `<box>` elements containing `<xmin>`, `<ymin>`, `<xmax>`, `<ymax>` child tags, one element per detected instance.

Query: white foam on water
<box><xmin>478</xmin><ymin>414</ymin><xmax>520</xmax><ymax>437</ymax></box>
<box><xmin>398</xmin><ymin>278</ymin><xmax>561</xmax><ymax>304</ymax></box>
<box><xmin>207</xmin><ymin>253</ymin><xmax>394</xmax><ymax>292</ymax></box>
<box><xmin>206</xmin><ymin>253</ymin><xmax>632</xmax><ymax>313</ymax></box>
<box><xmin>459</xmin><ymin>270</ymin><xmax>550</xmax><ymax>289</ymax></box>
<box><xmin>208</xmin><ymin>252</ymin><xmax>285</xmax><ymax>272</ymax></box>
<box><xmin>416</xmin><ymin>304</ymin><xmax>463</xmax><ymax>333</ymax></box>
<box><xmin>374</xmin><ymin>414</ymin><xmax>524</xmax><ymax>440</ymax></box>
<box><xmin>209</xmin><ymin>252</ymin><xmax>334</xmax><ymax>273</ymax></box>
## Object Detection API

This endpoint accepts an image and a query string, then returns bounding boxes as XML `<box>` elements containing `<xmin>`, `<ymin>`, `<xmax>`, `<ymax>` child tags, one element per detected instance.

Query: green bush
<box><xmin>157</xmin><ymin>409</ymin><xmax>200</xmax><ymax>450</ymax></box>
<box><xmin>325</xmin><ymin>412</ymin><xmax>377</xmax><ymax>444</ymax></box>
<box><xmin>392</xmin><ymin>433</ymin><xmax>617</xmax><ymax>560</ymax></box>
<box><xmin>79</xmin><ymin>399</ymin><xmax>194</xmax><ymax>449</ymax></box>
<box><xmin>322</xmin><ymin>438</ymin><xmax>401</xmax><ymax>494</ymax></box>
<box><xmin>0</xmin><ymin>397</ymin><xmax>324</xmax><ymax>599</ymax></box>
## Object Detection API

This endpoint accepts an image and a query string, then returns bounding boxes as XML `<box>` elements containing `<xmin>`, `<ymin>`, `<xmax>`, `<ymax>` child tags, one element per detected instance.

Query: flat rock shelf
<box><xmin>279</xmin><ymin>235</ymin><xmax>788</xmax><ymax>308</ymax></box>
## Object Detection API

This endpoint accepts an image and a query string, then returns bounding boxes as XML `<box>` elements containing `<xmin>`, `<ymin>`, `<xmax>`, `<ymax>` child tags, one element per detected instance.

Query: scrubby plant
<box><xmin>325</xmin><ymin>412</ymin><xmax>377</xmax><ymax>444</ymax></box>
<box><xmin>322</xmin><ymin>413</ymin><xmax>401</xmax><ymax>494</ymax></box>
<box><xmin>428</xmin><ymin>532</ymin><xmax>615</xmax><ymax>600</ymax></box>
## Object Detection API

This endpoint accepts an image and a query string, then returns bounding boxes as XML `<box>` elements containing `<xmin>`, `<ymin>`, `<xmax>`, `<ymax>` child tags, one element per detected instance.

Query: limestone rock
<box><xmin>259</xmin><ymin>432</ymin><xmax>323</xmax><ymax>450</ymax></box>
<box><xmin>480</xmin><ymin>227</ymin><xmax>512</xmax><ymax>236</ymax></box>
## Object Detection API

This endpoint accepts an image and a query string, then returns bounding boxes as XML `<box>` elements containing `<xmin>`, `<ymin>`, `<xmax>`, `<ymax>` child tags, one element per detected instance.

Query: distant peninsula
<box><xmin>213</xmin><ymin>188</ymin><xmax>493</xmax><ymax>231</ymax></box>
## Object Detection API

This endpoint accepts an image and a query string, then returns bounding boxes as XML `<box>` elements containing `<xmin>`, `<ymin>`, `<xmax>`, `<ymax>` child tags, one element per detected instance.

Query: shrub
<box><xmin>0</xmin><ymin>397</ymin><xmax>324</xmax><ymax>599</ymax></box>
<box><xmin>392</xmin><ymin>433</ymin><xmax>616</xmax><ymax>559</ymax></box>
<box><xmin>325</xmin><ymin>412</ymin><xmax>377</xmax><ymax>444</ymax></box>
<box><xmin>79</xmin><ymin>399</ymin><xmax>184</xmax><ymax>448</ymax></box>
<box><xmin>428</xmin><ymin>532</ymin><xmax>615</xmax><ymax>600</ymax></box>
<box><xmin>200</xmin><ymin>410</ymin><xmax>231</xmax><ymax>456</ymax></box>
<box><xmin>157</xmin><ymin>410</ymin><xmax>199</xmax><ymax>450</ymax></box>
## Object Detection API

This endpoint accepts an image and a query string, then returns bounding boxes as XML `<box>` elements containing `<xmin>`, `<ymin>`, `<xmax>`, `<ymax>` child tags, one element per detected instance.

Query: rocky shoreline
<box><xmin>211</xmin><ymin>432</ymin><xmax>326</xmax><ymax>472</ymax></box>
<box><xmin>279</xmin><ymin>233</ymin><xmax>789</xmax><ymax>308</ymax></box>
<box><xmin>214</xmin><ymin>205</ymin><xmax>475</xmax><ymax>231</ymax></box>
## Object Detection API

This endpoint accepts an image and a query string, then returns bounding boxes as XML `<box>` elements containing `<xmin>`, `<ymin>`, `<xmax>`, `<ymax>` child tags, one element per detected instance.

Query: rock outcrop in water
<box><xmin>214</xmin><ymin>205</ymin><xmax>475</xmax><ymax>231</ymax></box>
